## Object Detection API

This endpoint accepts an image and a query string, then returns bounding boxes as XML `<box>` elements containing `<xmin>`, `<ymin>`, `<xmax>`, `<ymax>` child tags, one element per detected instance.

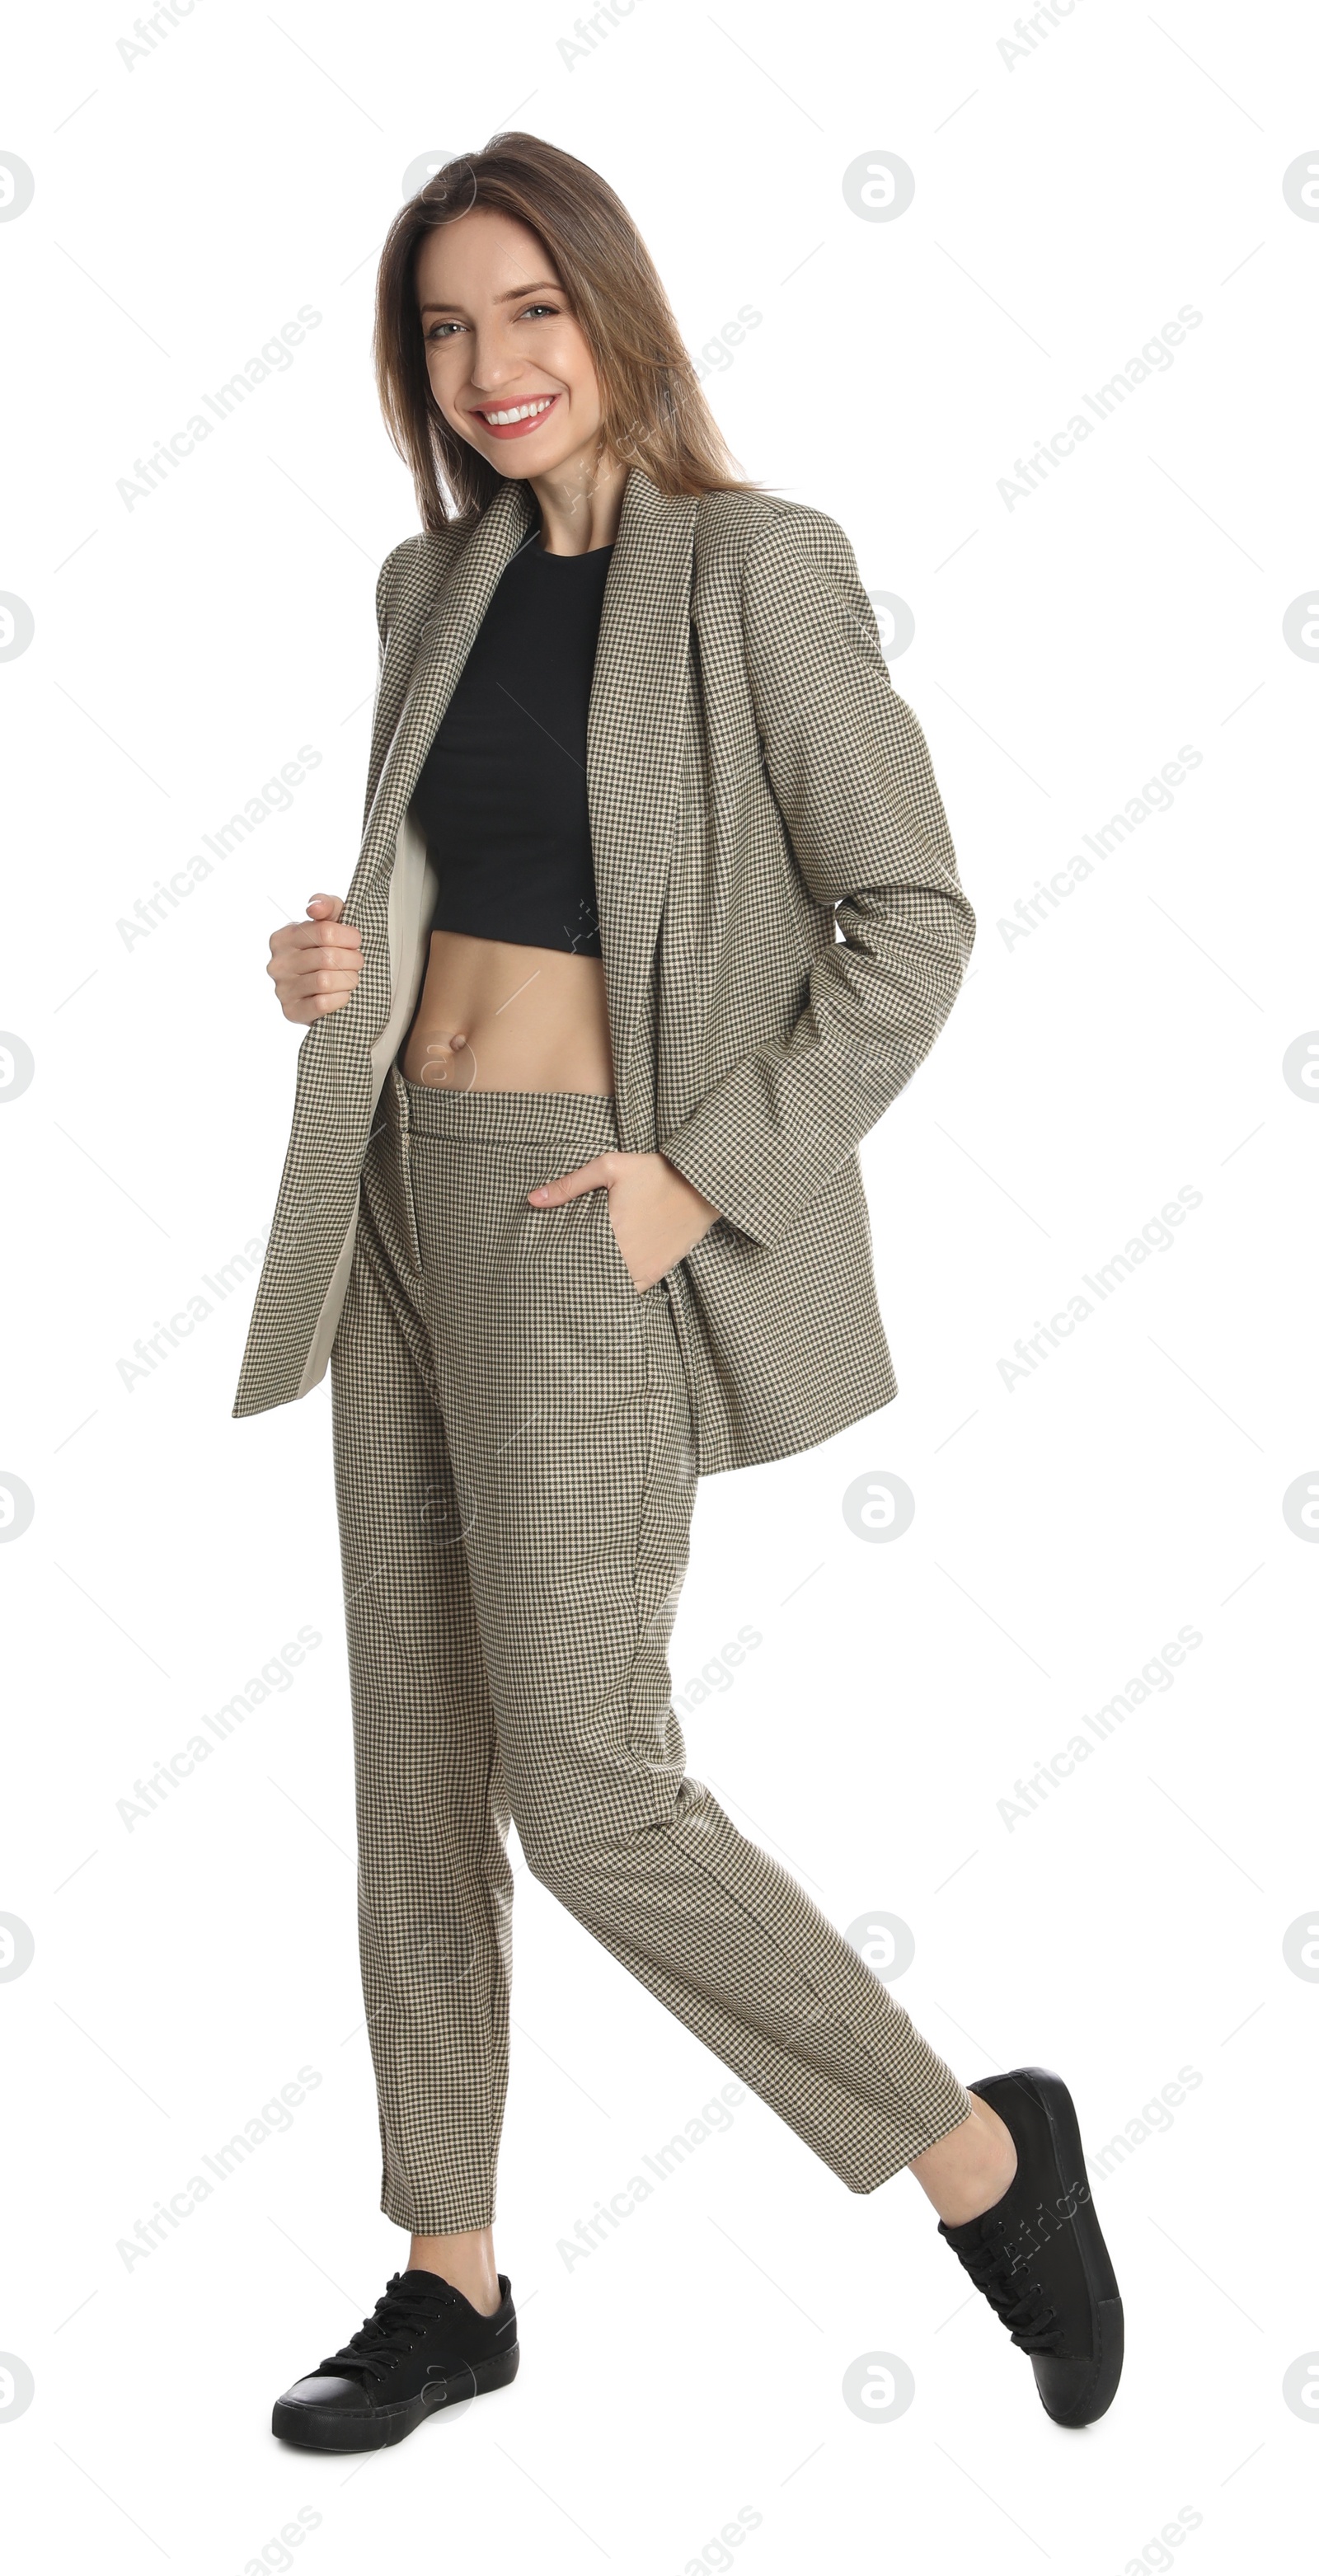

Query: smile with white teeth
<box><xmin>478</xmin><ymin>396</ymin><xmax>556</xmax><ymax>425</ymax></box>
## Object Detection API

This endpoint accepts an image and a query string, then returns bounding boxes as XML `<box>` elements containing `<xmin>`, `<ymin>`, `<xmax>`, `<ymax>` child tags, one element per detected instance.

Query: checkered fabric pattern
<box><xmin>332</xmin><ymin>1067</ymin><xmax>972</xmax><ymax>2232</ymax></box>
<box><xmin>232</xmin><ymin>467</ymin><xmax>976</xmax><ymax>1475</ymax></box>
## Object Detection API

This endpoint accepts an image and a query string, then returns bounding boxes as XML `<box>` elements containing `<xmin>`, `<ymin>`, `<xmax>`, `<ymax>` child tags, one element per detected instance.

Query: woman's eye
<box><xmin>424</xmin><ymin>304</ymin><xmax>559</xmax><ymax>343</ymax></box>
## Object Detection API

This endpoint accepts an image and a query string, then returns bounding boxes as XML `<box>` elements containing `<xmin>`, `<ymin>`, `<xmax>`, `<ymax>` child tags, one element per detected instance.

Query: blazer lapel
<box><xmin>587</xmin><ymin>469</ymin><xmax>697</xmax><ymax>1094</ymax></box>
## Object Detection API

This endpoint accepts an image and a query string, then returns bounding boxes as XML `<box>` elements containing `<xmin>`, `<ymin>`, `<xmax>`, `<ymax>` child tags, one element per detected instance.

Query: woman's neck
<box><xmin>528</xmin><ymin>450</ymin><xmax>628</xmax><ymax>556</ymax></box>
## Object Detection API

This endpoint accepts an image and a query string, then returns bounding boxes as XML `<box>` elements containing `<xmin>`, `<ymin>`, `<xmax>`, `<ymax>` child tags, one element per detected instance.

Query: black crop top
<box><xmin>408</xmin><ymin>529</ymin><xmax>613</xmax><ymax>958</ymax></box>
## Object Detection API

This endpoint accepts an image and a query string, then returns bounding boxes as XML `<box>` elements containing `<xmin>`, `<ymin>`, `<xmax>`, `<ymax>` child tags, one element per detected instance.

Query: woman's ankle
<box><xmin>907</xmin><ymin>2091</ymin><xmax>1019</xmax><ymax>2227</ymax></box>
<box><xmin>408</xmin><ymin>2225</ymin><xmax>502</xmax><ymax>2314</ymax></box>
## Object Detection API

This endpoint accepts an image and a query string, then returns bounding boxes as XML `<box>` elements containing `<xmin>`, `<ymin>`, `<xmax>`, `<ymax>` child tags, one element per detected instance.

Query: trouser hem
<box><xmin>381</xmin><ymin>2184</ymin><xmax>497</xmax><ymax>2236</ymax></box>
<box><xmin>846</xmin><ymin>2082</ymin><xmax>975</xmax><ymax>2195</ymax></box>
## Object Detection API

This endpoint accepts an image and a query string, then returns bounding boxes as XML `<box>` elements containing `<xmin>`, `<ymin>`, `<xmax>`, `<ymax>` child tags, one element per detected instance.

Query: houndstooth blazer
<box><xmin>232</xmin><ymin>464</ymin><xmax>975</xmax><ymax>1474</ymax></box>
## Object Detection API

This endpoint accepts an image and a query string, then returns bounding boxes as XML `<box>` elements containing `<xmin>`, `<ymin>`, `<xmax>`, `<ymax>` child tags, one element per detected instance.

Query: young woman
<box><xmin>236</xmin><ymin>133</ymin><xmax>1122</xmax><ymax>2451</ymax></box>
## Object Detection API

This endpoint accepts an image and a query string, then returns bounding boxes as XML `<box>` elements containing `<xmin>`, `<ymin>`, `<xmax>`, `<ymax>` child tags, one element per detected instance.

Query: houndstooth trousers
<box><xmin>329</xmin><ymin>1063</ymin><xmax>973</xmax><ymax>2232</ymax></box>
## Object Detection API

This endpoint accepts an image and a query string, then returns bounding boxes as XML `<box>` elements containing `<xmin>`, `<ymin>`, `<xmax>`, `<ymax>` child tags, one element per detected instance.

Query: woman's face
<box><xmin>415</xmin><ymin>207</ymin><xmax>607</xmax><ymax>481</ymax></box>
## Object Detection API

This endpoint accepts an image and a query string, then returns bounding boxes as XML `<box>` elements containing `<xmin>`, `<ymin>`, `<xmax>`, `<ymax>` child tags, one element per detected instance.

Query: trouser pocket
<box><xmin>378</xmin><ymin>1064</ymin><xmax>425</xmax><ymax>1279</ymax></box>
<box><xmin>597</xmin><ymin>1182</ymin><xmax>662</xmax><ymax>1301</ymax></box>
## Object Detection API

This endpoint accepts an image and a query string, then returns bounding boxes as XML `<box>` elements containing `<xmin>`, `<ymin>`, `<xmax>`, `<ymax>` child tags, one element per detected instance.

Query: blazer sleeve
<box><xmin>656</xmin><ymin>505</ymin><xmax>976</xmax><ymax>1249</ymax></box>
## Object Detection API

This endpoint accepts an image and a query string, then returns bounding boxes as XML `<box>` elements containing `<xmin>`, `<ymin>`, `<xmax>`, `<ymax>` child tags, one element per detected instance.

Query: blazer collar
<box><xmin>362</xmin><ymin>464</ymin><xmax>699</xmax><ymax>1088</ymax></box>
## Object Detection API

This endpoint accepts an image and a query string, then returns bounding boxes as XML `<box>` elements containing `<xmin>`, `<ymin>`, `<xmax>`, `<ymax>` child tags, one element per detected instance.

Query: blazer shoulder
<box><xmin>693</xmin><ymin>483</ymin><xmax>857</xmax><ymax>577</ymax></box>
<box><xmin>377</xmin><ymin>523</ymin><xmax>467</xmax><ymax>612</ymax></box>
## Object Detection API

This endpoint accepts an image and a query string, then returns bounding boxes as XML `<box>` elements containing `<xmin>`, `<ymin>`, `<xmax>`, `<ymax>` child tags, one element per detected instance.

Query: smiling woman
<box><xmin>372</xmin><ymin>134</ymin><xmax>753</xmax><ymax>525</ymax></box>
<box><xmin>394</xmin><ymin>206</ymin><xmax>644</xmax><ymax>1110</ymax></box>
<box><xmin>366</xmin><ymin>150</ymin><xmax>752</xmax><ymax>1262</ymax></box>
<box><xmin>237</xmin><ymin>133</ymin><xmax>1122</xmax><ymax>2462</ymax></box>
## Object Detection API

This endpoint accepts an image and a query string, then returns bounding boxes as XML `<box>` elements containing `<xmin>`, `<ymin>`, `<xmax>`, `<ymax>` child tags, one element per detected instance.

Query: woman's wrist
<box><xmin>658</xmin><ymin>1152</ymin><xmax>721</xmax><ymax>1231</ymax></box>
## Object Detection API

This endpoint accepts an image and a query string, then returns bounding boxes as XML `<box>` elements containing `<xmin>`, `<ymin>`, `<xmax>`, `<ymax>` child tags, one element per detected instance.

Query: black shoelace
<box><xmin>314</xmin><ymin>2278</ymin><xmax>464</xmax><ymax>2386</ymax></box>
<box><xmin>946</xmin><ymin>2212</ymin><xmax>1064</xmax><ymax>2357</ymax></box>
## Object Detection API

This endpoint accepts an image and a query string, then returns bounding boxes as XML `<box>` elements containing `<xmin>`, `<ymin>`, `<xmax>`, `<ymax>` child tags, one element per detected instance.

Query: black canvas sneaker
<box><xmin>937</xmin><ymin>2067</ymin><xmax>1123</xmax><ymax>2428</ymax></box>
<box><xmin>271</xmin><ymin>2267</ymin><xmax>519</xmax><ymax>2452</ymax></box>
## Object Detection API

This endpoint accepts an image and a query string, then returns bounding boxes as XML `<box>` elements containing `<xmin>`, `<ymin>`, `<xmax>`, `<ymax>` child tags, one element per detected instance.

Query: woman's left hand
<box><xmin>528</xmin><ymin>1151</ymin><xmax>721</xmax><ymax>1291</ymax></box>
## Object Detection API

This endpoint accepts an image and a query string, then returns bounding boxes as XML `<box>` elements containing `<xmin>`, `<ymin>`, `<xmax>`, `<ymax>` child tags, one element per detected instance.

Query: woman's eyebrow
<box><xmin>419</xmin><ymin>279</ymin><xmax>562</xmax><ymax>314</ymax></box>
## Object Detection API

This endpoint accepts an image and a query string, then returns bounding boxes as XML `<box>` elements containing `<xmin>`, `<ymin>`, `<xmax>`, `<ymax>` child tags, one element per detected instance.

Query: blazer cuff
<box><xmin>658</xmin><ymin>1074</ymin><xmax>857</xmax><ymax>1251</ymax></box>
<box><xmin>657</xmin><ymin>1128</ymin><xmax>773</xmax><ymax>1245</ymax></box>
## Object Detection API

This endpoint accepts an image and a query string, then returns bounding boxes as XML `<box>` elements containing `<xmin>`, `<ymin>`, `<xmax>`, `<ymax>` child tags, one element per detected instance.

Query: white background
<box><xmin>2</xmin><ymin>1</ymin><xmax>1317</xmax><ymax>2568</ymax></box>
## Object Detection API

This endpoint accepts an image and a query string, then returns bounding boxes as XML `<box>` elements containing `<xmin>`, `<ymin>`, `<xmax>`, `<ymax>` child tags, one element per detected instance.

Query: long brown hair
<box><xmin>373</xmin><ymin>132</ymin><xmax>762</xmax><ymax>529</ymax></box>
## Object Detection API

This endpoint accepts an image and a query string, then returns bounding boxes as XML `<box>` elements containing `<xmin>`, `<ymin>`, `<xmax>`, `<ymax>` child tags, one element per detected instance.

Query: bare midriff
<box><xmin>398</xmin><ymin>929</ymin><xmax>616</xmax><ymax>1095</ymax></box>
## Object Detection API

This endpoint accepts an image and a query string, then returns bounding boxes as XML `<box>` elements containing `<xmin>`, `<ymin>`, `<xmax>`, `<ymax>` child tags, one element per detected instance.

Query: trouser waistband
<box><xmin>386</xmin><ymin>1060</ymin><xmax>622</xmax><ymax>1156</ymax></box>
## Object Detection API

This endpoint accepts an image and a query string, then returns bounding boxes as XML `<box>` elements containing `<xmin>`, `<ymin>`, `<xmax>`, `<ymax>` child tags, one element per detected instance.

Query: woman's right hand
<box><xmin>267</xmin><ymin>894</ymin><xmax>364</xmax><ymax>1024</ymax></box>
